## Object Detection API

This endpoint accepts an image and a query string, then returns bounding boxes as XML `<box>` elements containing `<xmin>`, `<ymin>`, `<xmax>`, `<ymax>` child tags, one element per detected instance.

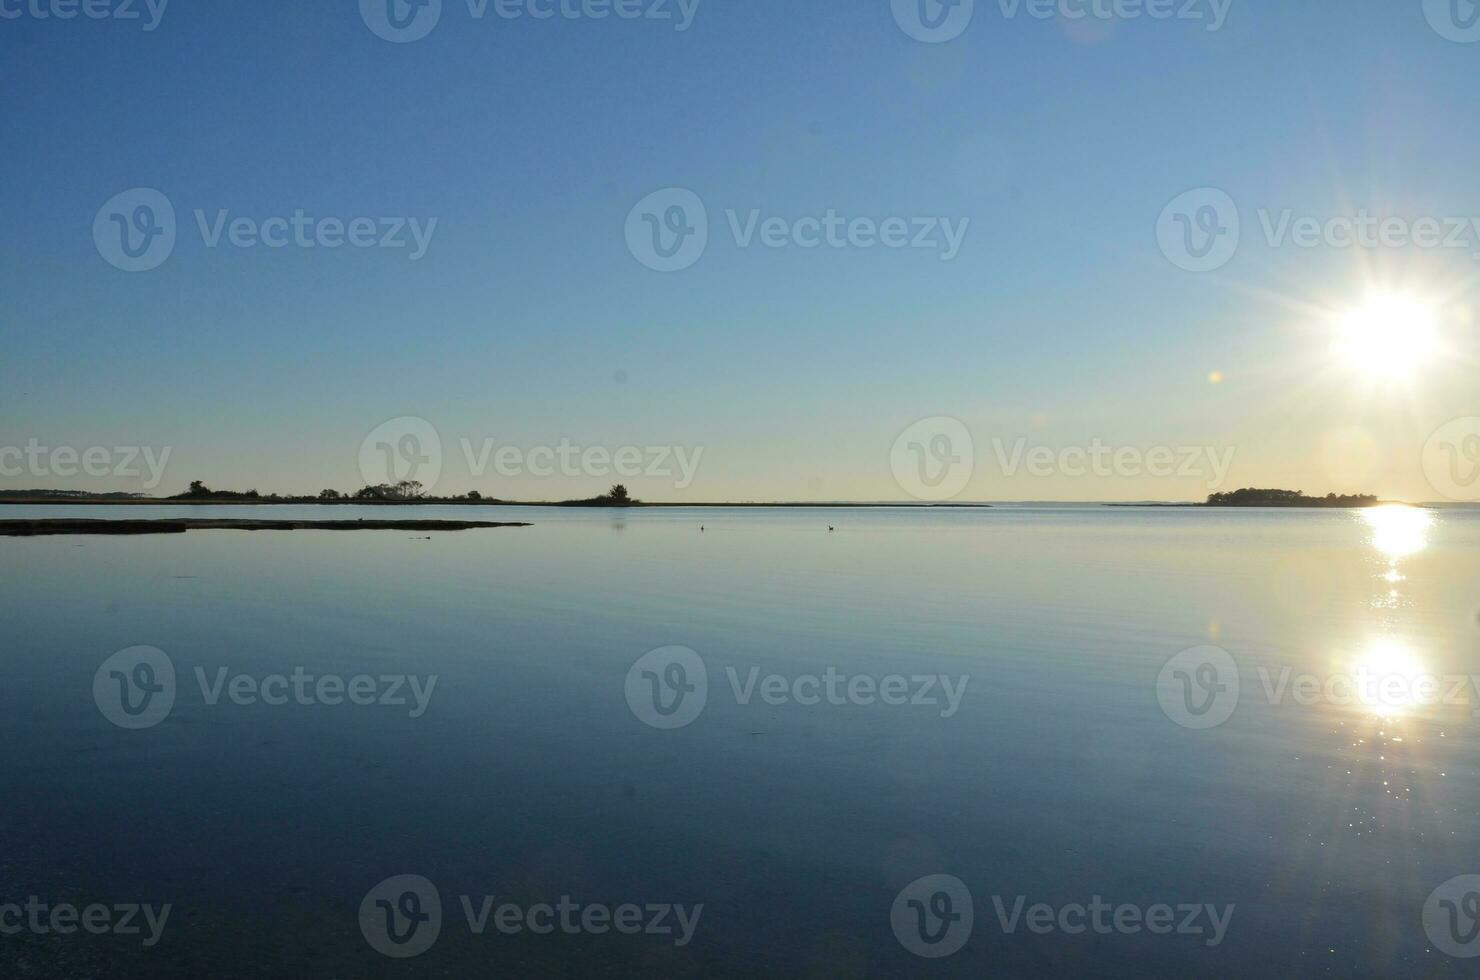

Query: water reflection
<box><xmin>1346</xmin><ymin>507</ymin><xmax>1434</xmax><ymax>720</ymax></box>
<box><xmin>1360</xmin><ymin>505</ymin><xmax>1431</xmax><ymax>612</ymax></box>
<box><xmin>1349</xmin><ymin>638</ymin><xmax>1428</xmax><ymax>718</ymax></box>
<box><xmin>1362</xmin><ymin>504</ymin><xmax>1432</xmax><ymax>562</ymax></box>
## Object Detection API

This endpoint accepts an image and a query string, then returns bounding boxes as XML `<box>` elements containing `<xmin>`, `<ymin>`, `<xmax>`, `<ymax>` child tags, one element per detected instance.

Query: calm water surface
<box><xmin>2</xmin><ymin>505</ymin><xmax>1478</xmax><ymax>977</ymax></box>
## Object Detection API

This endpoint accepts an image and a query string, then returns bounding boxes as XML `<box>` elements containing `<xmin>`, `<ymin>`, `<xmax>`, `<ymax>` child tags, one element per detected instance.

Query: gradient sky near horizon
<box><xmin>3</xmin><ymin>0</ymin><xmax>1478</xmax><ymax>501</ymax></box>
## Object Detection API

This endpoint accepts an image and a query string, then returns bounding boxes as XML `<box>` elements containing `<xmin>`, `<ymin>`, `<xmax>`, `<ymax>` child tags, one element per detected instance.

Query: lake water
<box><xmin>2</xmin><ymin>504</ymin><xmax>1479</xmax><ymax>977</ymax></box>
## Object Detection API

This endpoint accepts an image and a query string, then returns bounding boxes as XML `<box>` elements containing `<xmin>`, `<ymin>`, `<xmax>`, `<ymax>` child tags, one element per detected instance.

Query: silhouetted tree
<box><xmin>1207</xmin><ymin>488</ymin><xmax>1376</xmax><ymax>508</ymax></box>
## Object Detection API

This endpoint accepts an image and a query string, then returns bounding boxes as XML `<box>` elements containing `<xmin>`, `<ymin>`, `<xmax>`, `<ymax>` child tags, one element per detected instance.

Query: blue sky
<box><xmin>3</xmin><ymin>0</ymin><xmax>1477</xmax><ymax>500</ymax></box>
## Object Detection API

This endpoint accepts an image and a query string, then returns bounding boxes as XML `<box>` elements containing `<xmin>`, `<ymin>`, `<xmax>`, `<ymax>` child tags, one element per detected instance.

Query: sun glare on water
<box><xmin>1361</xmin><ymin>504</ymin><xmax>1433</xmax><ymax>561</ymax></box>
<box><xmin>1331</xmin><ymin>294</ymin><xmax>1439</xmax><ymax>383</ymax></box>
<box><xmin>1350</xmin><ymin>638</ymin><xmax>1431</xmax><ymax>717</ymax></box>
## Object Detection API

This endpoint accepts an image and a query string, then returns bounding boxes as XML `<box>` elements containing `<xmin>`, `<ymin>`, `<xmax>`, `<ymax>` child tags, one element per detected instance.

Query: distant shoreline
<box><xmin>0</xmin><ymin>496</ymin><xmax>994</xmax><ymax>508</ymax></box>
<box><xmin>1107</xmin><ymin>501</ymin><xmax>1401</xmax><ymax>509</ymax></box>
<box><xmin>1</xmin><ymin>493</ymin><xmax>1458</xmax><ymax>509</ymax></box>
<box><xmin>0</xmin><ymin>518</ymin><xmax>531</xmax><ymax>537</ymax></box>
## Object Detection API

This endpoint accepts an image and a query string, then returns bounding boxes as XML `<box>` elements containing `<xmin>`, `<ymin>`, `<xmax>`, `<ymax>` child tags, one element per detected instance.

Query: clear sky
<box><xmin>3</xmin><ymin>0</ymin><xmax>1477</xmax><ymax>501</ymax></box>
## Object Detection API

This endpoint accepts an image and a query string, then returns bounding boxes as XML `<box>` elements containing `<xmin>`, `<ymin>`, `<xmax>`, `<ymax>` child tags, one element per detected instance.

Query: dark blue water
<box><xmin>2</xmin><ymin>505</ymin><xmax>1478</xmax><ymax>977</ymax></box>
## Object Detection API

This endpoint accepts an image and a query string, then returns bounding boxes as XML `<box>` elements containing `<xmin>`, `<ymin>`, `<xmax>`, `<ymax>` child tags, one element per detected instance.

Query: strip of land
<box><xmin>0</xmin><ymin>519</ymin><xmax>532</xmax><ymax>537</ymax></box>
<box><xmin>0</xmin><ymin>495</ymin><xmax>991</xmax><ymax>508</ymax></box>
<box><xmin>1204</xmin><ymin>489</ymin><xmax>1379</xmax><ymax>507</ymax></box>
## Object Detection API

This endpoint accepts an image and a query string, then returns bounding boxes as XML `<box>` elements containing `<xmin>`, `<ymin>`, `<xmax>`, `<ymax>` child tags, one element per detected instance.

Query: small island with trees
<box><xmin>0</xmin><ymin>518</ymin><xmax>531</xmax><ymax>537</ymax></box>
<box><xmin>2</xmin><ymin>481</ymin><xmax>996</xmax><ymax>508</ymax></box>
<box><xmin>1204</xmin><ymin>488</ymin><xmax>1380</xmax><ymax>508</ymax></box>
<box><xmin>169</xmin><ymin>480</ymin><xmax>639</xmax><ymax>507</ymax></box>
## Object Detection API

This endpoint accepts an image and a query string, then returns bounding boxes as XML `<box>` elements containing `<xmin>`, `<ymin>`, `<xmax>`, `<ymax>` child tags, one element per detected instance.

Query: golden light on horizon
<box><xmin>1330</xmin><ymin>293</ymin><xmax>1440</xmax><ymax>383</ymax></box>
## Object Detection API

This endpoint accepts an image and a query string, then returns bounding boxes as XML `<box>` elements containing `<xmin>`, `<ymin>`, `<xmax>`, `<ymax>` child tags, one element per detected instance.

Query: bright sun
<box><xmin>1331</xmin><ymin>294</ymin><xmax>1439</xmax><ymax>382</ymax></box>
